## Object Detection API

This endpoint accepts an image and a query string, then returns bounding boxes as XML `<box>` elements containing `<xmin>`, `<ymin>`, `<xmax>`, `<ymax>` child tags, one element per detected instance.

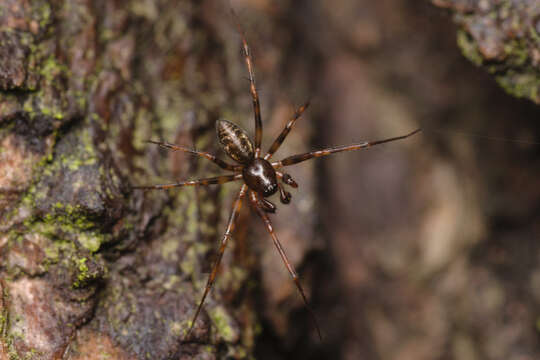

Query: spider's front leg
<box><xmin>272</xmin><ymin>128</ymin><xmax>422</xmax><ymax>168</ymax></box>
<box><xmin>264</xmin><ymin>101</ymin><xmax>310</xmax><ymax>160</ymax></box>
<box><xmin>232</xmin><ymin>13</ymin><xmax>263</xmax><ymax>156</ymax></box>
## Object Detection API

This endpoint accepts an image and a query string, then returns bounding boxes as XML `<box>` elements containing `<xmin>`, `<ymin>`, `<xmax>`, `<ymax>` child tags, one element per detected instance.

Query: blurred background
<box><xmin>2</xmin><ymin>0</ymin><xmax>540</xmax><ymax>359</ymax></box>
<box><xmin>218</xmin><ymin>1</ymin><xmax>540</xmax><ymax>359</ymax></box>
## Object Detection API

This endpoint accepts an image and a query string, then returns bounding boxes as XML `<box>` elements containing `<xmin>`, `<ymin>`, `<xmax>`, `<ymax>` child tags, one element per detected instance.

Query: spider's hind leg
<box><xmin>146</xmin><ymin>140</ymin><xmax>240</xmax><ymax>171</ymax></box>
<box><xmin>249</xmin><ymin>191</ymin><xmax>322</xmax><ymax>340</ymax></box>
<box><xmin>132</xmin><ymin>174</ymin><xmax>243</xmax><ymax>190</ymax></box>
<box><xmin>185</xmin><ymin>184</ymin><xmax>248</xmax><ymax>340</ymax></box>
<box><xmin>252</xmin><ymin>194</ymin><xmax>276</xmax><ymax>213</ymax></box>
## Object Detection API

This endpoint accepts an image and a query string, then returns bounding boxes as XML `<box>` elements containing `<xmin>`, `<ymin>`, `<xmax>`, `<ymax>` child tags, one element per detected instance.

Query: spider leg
<box><xmin>147</xmin><ymin>140</ymin><xmax>242</xmax><ymax>171</ymax></box>
<box><xmin>185</xmin><ymin>184</ymin><xmax>248</xmax><ymax>340</ymax></box>
<box><xmin>264</xmin><ymin>101</ymin><xmax>310</xmax><ymax>160</ymax></box>
<box><xmin>232</xmin><ymin>12</ymin><xmax>263</xmax><ymax>156</ymax></box>
<box><xmin>273</xmin><ymin>128</ymin><xmax>421</xmax><ymax>168</ymax></box>
<box><xmin>249</xmin><ymin>191</ymin><xmax>323</xmax><ymax>340</ymax></box>
<box><xmin>132</xmin><ymin>174</ymin><xmax>243</xmax><ymax>190</ymax></box>
<box><xmin>249</xmin><ymin>191</ymin><xmax>277</xmax><ymax>212</ymax></box>
<box><xmin>261</xmin><ymin>197</ymin><xmax>277</xmax><ymax>213</ymax></box>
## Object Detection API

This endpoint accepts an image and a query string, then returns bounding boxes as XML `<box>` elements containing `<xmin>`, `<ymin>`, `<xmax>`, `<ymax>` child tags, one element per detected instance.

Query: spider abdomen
<box><xmin>216</xmin><ymin>119</ymin><xmax>254</xmax><ymax>164</ymax></box>
<box><xmin>242</xmin><ymin>158</ymin><xmax>278</xmax><ymax>197</ymax></box>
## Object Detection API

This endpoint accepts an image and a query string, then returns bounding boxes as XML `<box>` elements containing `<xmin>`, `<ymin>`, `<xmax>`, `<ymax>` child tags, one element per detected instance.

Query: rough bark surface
<box><xmin>1</xmin><ymin>1</ymin><xmax>259</xmax><ymax>359</ymax></box>
<box><xmin>432</xmin><ymin>0</ymin><xmax>540</xmax><ymax>104</ymax></box>
<box><xmin>2</xmin><ymin>1</ymin><xmax>540</xmax><ymax>360</ymax></box>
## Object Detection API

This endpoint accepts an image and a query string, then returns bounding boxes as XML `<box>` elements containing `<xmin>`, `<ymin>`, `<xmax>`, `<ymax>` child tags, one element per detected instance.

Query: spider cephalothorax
<box><xmin>134</xmin><ymin>20</ymin><xmax>421</xmax><ymax>341</ymax></box>
<box><xmin>242</xmin><ymin>158</ymin><xmax>278</xmax><ymax>197</ymax></box>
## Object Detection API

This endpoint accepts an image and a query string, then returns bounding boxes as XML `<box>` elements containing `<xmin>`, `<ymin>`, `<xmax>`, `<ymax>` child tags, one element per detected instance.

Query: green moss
<box><xmin>161</xmin><ymin>236</ymin><xmax>180</xmax><ymax>260</ymax></box>
<box><xmin>179</xmin><ymin>246</ymin><xmax>195</xmax><ymax>276</ymax></box>
<box><xmin>33</xmin><ymin>1</ymin><xmax>52</xmax><ymax>29</ymax></box>
<box><xmin>22</xmin><ymin>88</ymin><xmax>67</xmax><ymax>121</ymax></box>
<box><xmin>57</xmin><ymin>127</ymin><xmax>97</xmax><ymax>171</ymax></box>
<box><xmin>99</xmin><ymin>351</ymin><xmax>113</xmax><ymax>360</ymax></box>
<box><xmin>0</xmin><ymin>287</ymin><xmax>8</xmax><ymax>338</ymax></box>
<box><xmin>65</xmin><ymin>156</ymin><xmax>97</xmax><ymax>170</ymax></box>
<box><xmin>456</xmin><ymin>29</ymin><xmax>483</xmax><ymax>66</ymax></box>
<box><xmin>496</xmin><ymin>71</ymin><xmax>540</xmax><ymax>101</ymax></box>
<box><xmin>40</xmin><ymin>56</ymin><xmax>68</xmax><ymax>83</ymax></box>
<box><xmin>17</xmin><ymin>124</ymin><xmax>109</xmax><ymax>252</ymax></box>
<box><xmin>41</xmin><ymin>204</ymin><xmax>98</xmax><ymax>231</ymax></box>
<box><xmin>208</xmin><ymin>306</ymin><xmax>235</xmax><ymax>342</ymax></box>
<box><xmin>78</xmin><ymin>232</ymin><xmax>106</xmax><ymax>253</ymax></box>
<box><xmin>218</xmin><ymin>266</ymin><xmax>247</xmax><ymax>295</ymax></box>
<box><xmin>34</xmin><ymin>211</ymin><xmax>108</xmax><ymax>253</ymax></box>
<box><xmin>0</xmin><ymin>286</ymin><xmax>23</xmax><ymax>360</ymax></box>
<box><xmin>502</xmin><ymin>39</ymin><xmax>529</xmax><ymax>67</ymax></box>
<box><xmin>43</xmin><ymin>243</ymin><xmax>61</xmax><ymax>262</ymax></box>
<box><xmin>179</xmin><ymin>242</ymin><xmax>209</xmax><ymax>277</ymax></box>
<box><xmin>456</xmin><ymin>21</ymin><xmax>540</xmax><ymax>104</ymax></box>
<box><xmin>530</xmin><ymin>24</ymin><xmax>540</xmax><ymax>44</ymax></box>
<box><xmin>22</xmin><ymin>99</ymin><xmax>34</xmax><ymax>115</ymax></box>
<box><xmin>162</xmin><ymin>275</ymin><xmax>181</xmax><ymax>291</ymax></box>
<box><xmin>73</xmin><ymin>257</ymin><xmax>90</xmax><ymax>287</ymax></box>
<box><xmin>78</xmin><ymin>257</ymin><xmax>88</xmax><ymax>273</ymax></box>
<box><xmin>73</xmin><ymin>256</ymin><xmax>103</xmax><ymax>288</ymax></box>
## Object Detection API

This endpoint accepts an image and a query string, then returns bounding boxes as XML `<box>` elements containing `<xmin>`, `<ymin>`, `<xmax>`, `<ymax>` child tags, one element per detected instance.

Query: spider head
<box><xmin>216</xmin><ymin>119</ymin><xmax>254</xmax><ymax>164</ymax></box>
<box><xmin>242</xmin><ymin>158</ymin><xmax>278</xmax><ymax>197</ymax></box>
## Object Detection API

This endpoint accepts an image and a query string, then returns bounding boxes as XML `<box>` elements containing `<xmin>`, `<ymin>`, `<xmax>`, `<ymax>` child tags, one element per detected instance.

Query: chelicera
<box><xmin>134</xmin><ymin>23</ymin><xmax>421</xmax><ymax>341</ymax></box>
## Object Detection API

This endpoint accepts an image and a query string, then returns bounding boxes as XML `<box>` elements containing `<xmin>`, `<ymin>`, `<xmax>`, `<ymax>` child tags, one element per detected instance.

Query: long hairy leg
<box><xmin>133</xmin><ymin>174</ymin><xmax>243</xmax><ymax>190</ymax></box>
<box><xmin>249</xmin><ymin>191</ymin><xmax>323</xmax><ymax>340</ymax></box>
<box><xmin>264</xmin><ymin>101</ymin><xmax>310</xmax><ymax>160</ymax></box>
<box><xmin>273</xmin><ymin>128</ymin><xmax>421</xmax><ymax>168</ymax></box>
<box><xmin>185</xmin><ymin>184</ymin><xmax>248</xmax><ymax>340</ymax></box>
<box><xmin>232</xmin><ymin>11</ymin><xmax>263</xmax><ymax>156</ymax></box>
<box><xmin>146</xmin><ymin>140</ymin><xmax>241</xmax><ymax>171</ymax></box>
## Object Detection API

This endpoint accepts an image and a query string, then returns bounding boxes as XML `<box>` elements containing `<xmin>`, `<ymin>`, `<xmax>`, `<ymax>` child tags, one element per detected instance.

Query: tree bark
<box><xmin>2</xmin><ymin>1</ymin><xmax>540</xmax><ymax>360</ymax></box>
<box><xmin>432</xmin><ymin>0</ymin><xmax>540</xmax><ymax>104</ymax></box>
<box><xmin>1</xmin><ymin>1</ymin><xmax>264</xmax><ymax>358</ymax></box>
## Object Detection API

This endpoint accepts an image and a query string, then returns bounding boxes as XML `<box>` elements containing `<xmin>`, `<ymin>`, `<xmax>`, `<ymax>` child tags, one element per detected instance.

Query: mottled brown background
<box><xmin>1</xmin><ymin>0</ymin><xmax>540</xmax><ymax>359</ymax></box>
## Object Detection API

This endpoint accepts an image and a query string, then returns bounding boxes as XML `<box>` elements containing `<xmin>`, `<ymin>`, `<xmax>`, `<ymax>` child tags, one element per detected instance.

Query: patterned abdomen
<box><xmin>216</xmin><ymin>119</ymin><xmax>255</xmax><ymax>164</ymax></box>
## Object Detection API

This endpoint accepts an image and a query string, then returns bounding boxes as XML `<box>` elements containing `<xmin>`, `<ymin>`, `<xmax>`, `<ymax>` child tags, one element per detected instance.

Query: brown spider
<box><xmin>134</xmin><ymin>24</ymin><xmax>421</xmax><ymax>341</ymax></box>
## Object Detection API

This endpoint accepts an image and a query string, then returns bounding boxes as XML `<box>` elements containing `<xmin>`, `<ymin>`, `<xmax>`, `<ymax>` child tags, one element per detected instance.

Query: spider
<box><xmin>134</xmin><ymin>23</ymin><xmax>421</xmax><ymax>341</ymax></box>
